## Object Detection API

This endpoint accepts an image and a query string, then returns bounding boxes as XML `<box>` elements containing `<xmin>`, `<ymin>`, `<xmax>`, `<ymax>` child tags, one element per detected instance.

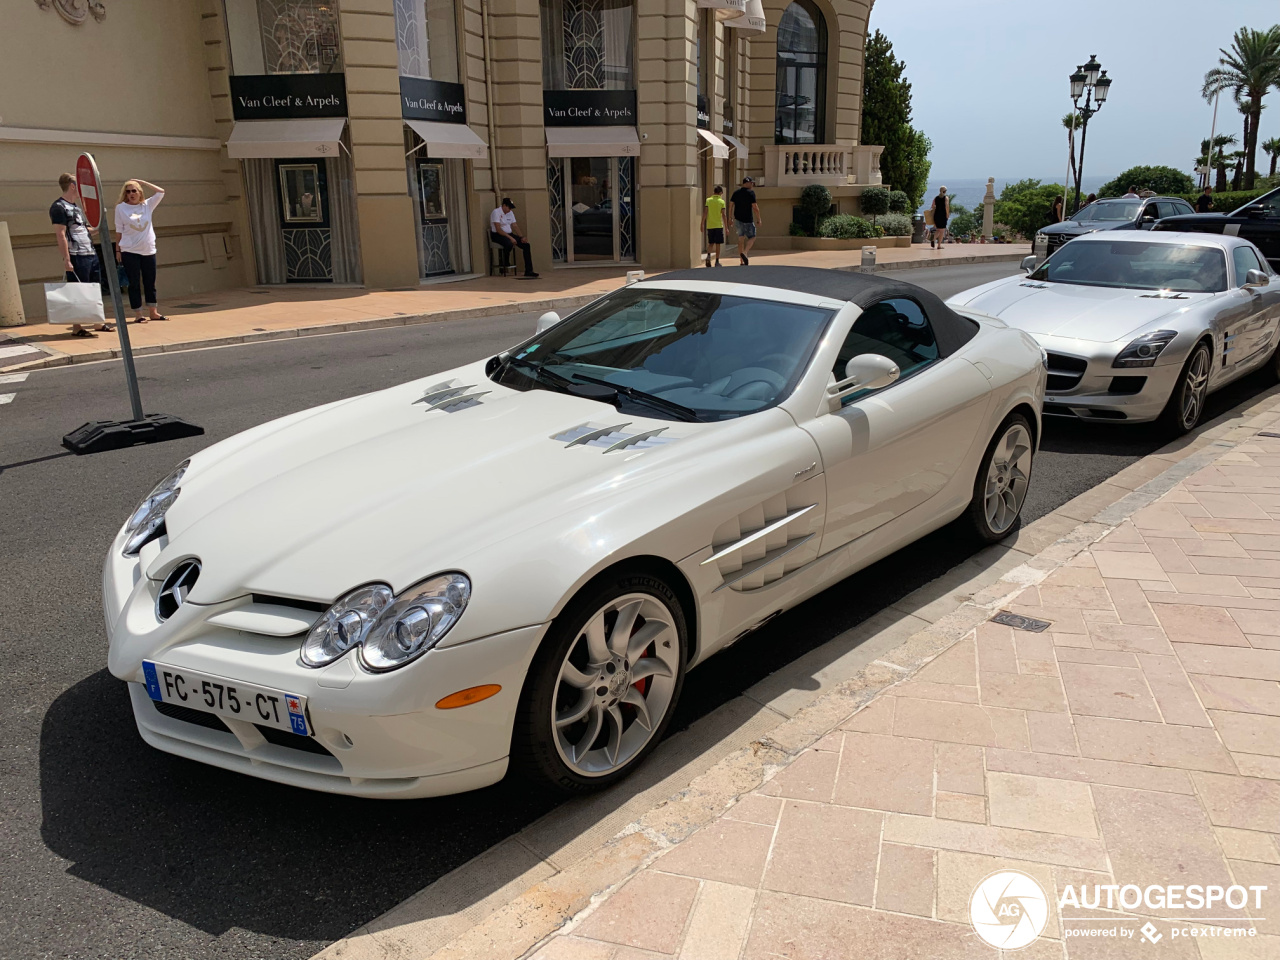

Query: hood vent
<box><xmin>1019</xmin><ymin>282</ymin><xmax>1049</xmax><ymax>289</ymax></box>
<box><xmin>414</xmin><ymin>381</ymin><xmax>490</xmax><ymax>413</ymax></box>
<box><xmin>1137</xmin><ymin>291</ymin><xmax>1189</xmax><ymax>299</ymax></box>
<box><xmin>553</xmin><ymin>422</ymin><xmax>677</xmax><ymax>454</ymax></box>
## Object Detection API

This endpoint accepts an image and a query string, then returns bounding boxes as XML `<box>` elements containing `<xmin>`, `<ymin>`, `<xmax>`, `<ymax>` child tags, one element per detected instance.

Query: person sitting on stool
<box><xmin>489</xmin><ymin>197</ymin><xmax>538</xmax><ymax>279</ymax></box>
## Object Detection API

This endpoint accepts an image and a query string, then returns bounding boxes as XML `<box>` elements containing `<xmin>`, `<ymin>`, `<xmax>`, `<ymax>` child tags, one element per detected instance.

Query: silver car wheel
<box><xmin>551</xmin><ymin>593</ymin><xmax>680</xmax><ymax>777</ymax></box>
<box><xmin>1179</xmin><ymin>347</ymin><xmax>1210</xmax><ymax>429</ymax></box>
<box><xmin>984</xmin><ymin>422</ymin><xmax>1033</xmax><ymax>535</ymax></box>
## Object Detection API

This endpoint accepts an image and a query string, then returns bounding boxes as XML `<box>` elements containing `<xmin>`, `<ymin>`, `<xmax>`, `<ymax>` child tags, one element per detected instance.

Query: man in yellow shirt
<box><xmin>700</xmin><ymin>184</ymin><xmax>726</xmax><ymax>268</ymax></box>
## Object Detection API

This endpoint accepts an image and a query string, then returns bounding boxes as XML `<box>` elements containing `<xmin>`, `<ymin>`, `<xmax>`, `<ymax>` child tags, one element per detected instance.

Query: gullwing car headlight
<box><xmin>301</xmin><ymin>574</ymin><xmax>471</xmax><ymax>671</ymax></box>
<box><xmin>1113</xmin><ymin>329</ymin><xmax>1177</xmax><ymax>368</ymax></box>
<box><xmin>122</xmin><ymin>460</ymin><xmax>188</xmax><ymax>557</ymax></box>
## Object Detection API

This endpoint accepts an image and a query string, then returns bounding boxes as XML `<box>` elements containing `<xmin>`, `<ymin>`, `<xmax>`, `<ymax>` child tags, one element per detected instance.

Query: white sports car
<box><xmin>104</xmin><ymin>266</ymin><xmax>1045</xmax><ymax>798</ymax></box>
<box><xmin>949</xmin><ymin>232</ymin><xmax>1280</xmax><ymax>433</ymax></box>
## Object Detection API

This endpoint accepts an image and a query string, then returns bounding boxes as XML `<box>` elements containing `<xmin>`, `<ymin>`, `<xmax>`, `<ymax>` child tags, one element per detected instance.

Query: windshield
<box><xmin>1071</xmin><ymin>201</ymin><xmax>1140</xmax><ymax>222</ymax></box>
<box><xmin>490</xmin><ymin>288</ymin><xmax>835</xmax><ymax>421</ymax></box>
<box><xmin>1232</xmin><ymin>186</ymin><xmax>1280</xmax><ymax>218</ymax></box>
<box><xmin>1030</xmin><ymin>240</ymin><xmax>1228</xmax><ymax>292</ymax></box>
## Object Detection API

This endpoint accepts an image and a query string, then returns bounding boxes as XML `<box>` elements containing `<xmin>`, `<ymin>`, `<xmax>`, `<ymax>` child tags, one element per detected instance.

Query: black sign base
<box><xmin>63</xmin><ymin>415</ymin><xmax>204</xmax><ymax>454</ymax></box>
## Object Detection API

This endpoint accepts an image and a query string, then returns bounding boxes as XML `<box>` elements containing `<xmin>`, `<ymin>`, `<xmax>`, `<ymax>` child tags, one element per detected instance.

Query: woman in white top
<box><xmin>113</xmin><ymin>179</ymin><xmax>167</xmax><ymax>322</ymax></box>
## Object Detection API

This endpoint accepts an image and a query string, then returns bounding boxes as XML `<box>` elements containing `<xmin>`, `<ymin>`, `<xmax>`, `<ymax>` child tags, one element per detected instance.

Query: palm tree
<box><xmin>1264</xmin><ymin>136</ymin><xmax>1280</xmax><ymax>178</ymax></box>
<box><xmin>1063</xmin><ymin>112</ymin><xmax>1083</xmax><ymax>203</ymax></box>
<box><xmin>1197</xmin><ymin>134</ymin><xmax>1238</xmax><ymax>191</ymax></box>
<box><xmin>1202</xmin><ymin>26</ymin><xmax>1280</xmax><ymax>189</ymax></box>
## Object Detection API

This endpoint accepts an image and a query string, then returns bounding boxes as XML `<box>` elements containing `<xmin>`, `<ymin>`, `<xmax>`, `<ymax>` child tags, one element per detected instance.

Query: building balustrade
<box><xmin>762</xmin><ymin>143</ymin><xmax>885</xmax><ymax>188</ymax></box>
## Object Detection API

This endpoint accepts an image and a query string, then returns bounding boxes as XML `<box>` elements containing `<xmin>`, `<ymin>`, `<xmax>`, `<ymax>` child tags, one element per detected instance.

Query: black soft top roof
<box><xmin>651</xmin><ymin>265</ymin><xmax>980</xmax><ymax>357</ymax></box>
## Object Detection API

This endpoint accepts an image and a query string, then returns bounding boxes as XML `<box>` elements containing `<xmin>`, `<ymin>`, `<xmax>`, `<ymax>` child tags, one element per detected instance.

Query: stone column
<box><xmin>983</xmin><ymin>177</ymin><xmax>996</xmax><ymax>239</ymax></box>
<box><xmin>0</xmin><ymin>223</ymin><xmax>26</xmax><ymax>327</ymax></box>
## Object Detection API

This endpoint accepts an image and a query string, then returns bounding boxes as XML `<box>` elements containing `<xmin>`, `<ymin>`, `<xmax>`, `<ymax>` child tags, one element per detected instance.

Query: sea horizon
<box><xmin>918</xmin><ymin>175</ymin><xmax>1113</xmax><ymax>214</ymax></box>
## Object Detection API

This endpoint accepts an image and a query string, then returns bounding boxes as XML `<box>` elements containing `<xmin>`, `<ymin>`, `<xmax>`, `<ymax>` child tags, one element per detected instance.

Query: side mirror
<box><xmin>1021</xmin><ymin>255</ymin><xmax>1037</xmax><ymax>274</ymax></box>
<box><xmin>828</xmin><ymin>354</ymin><xmax>900</xmax><ymax>404</ymax></box>
<box><xmin>1245</xmin><ymin>268</ymin><xmax>1268</xmax><ymax>287</ymax></box>
<box><xmin>535</xmin><ymin>311</ymin><xmax>560</xmax><ymax>334</ymax></box>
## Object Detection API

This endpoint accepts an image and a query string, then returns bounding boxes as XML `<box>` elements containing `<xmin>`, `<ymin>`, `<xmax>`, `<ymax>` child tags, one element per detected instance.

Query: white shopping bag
<box><xmin>44</xmin><ymin>282</ymin><xmax>105</xmax><ymax>326</ymax></box>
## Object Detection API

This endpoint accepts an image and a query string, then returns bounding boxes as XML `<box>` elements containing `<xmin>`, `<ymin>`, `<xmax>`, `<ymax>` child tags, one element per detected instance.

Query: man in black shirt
<box><xmin>1195</xmin><ymin>186</ymin><xmax>1214</xmax><ymax>213</ymax></box>
<box><xmin>50</xmin><ymin>172</ymin><xmax>110</xmax><ymax>336</ymax></box>
<box><xmin>728</xmin><ymin>177</ymin><xmax>761</xmax><ymax>265</ymax></box>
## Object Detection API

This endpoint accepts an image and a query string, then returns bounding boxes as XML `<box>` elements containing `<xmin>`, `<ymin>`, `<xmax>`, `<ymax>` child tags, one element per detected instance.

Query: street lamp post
<box><xmin>1069</xmin><ymin>55</ymin><xmax>1111</xmax><ymax>215</ymax></box>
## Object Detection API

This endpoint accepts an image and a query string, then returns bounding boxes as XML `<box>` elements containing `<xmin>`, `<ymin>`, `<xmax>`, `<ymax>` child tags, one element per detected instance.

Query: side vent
<box><xmin>705</xmin><ymin>486</ymin><xmax>823</xmax><ymax>592</ymax></box>
<box><xmin>553</xmin><ymin>422</ymin><xmax>678</xmax><ymax>453</ymax></box>
<box><xmin>414</xmin><ymin>380</ymin><xmax>490</xmax><ymax>413</ymax></box>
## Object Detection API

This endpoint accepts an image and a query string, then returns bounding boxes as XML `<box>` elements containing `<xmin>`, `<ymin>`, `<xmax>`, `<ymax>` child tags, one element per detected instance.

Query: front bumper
<box><xmin>1038</xmin><ymin>339</ymin><xmax>1185</xmax><ymax>423</ymax></box>
<box><xmin>104</xmin><ymin>533</ymin><xmax>547</xmax><ymax>799</ymax></box>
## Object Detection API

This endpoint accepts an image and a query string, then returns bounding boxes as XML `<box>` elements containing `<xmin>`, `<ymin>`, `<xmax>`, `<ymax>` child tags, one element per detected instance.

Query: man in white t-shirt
<box><xmin>489</xmin><ymin>197</ymin><xmax>538</xmax><ymax>279</ymax></box>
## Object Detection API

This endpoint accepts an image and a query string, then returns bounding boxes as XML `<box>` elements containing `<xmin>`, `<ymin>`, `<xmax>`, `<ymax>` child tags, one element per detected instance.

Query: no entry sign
<box><xmin>75</xmin><ymin>153</ymin><xmax>103</xmax><ymax>230</ymax></box>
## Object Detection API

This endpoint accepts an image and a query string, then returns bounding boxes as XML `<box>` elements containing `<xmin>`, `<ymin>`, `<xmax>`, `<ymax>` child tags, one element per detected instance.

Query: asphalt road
<box><xmin>2</xmin><ymin>260</ymin><xmax>1274</xmax><ymax>960</ymax></box>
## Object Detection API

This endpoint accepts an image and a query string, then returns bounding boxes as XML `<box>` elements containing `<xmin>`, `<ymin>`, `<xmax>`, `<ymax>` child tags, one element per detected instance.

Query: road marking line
<box><xmin>0</xmin><ymin>345</ymin><xmax>39</xmax><ymax>359</ymax></box>
<box><xmin>0</xmin><ymin>393</ymin><xmax>15</xmax><ymax>404</ymax></box>
<box><xmin>0</xmin><ymin>373</ymin><xmax>29</xmax><ymax>384</ymax></box>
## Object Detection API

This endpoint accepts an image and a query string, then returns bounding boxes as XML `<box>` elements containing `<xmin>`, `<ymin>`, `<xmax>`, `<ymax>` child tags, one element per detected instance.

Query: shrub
<box><xmin>860</xmin><ymin>186</ymin><xmax>891</xmax><ymax>223</ymax></box>
<box><xmin>818</xmin><ymin>214</ymin><xmax>878</xmax><ymax>239</ymax></box>
<box><xmin>878</xmin><ymin>212</ymin><xmax>912</xmax><ymax>236</ymax></box>
<box><xmin>947</xmin><ymin>203</ymin><xmax>980</xmax><ymax>238</ymax></box>
<box><xmin>993</xmin><ymin>179</ymin><xmax>1067</xmax><ymax>240</ymax></box>
<box><xmin>797</xmin><ymin>184</ymin><xmax>833</xmax><ymax>234</ymax></box>
<box><xmin>788</xmin><ymin>221</ymin><xmax>809</xmax><ymax>237</ymax></box>
<box><xmin>1172</xmin><ymin>187</ymin><xmax>1272</xmax><ymax>212</ymax></box>
<box><xmin>1098</xmin><ymin>165</ymin><xmax>1195</xmax><ymax>198</ymax></box>
<box><xmin>888</xmin><ymin>190</ymin><xmax>910</xmax><ymax>213</ymax></box>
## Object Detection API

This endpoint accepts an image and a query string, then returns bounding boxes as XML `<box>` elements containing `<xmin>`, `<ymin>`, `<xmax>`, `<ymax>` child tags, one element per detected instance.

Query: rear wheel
<box><xmin>966</xmin><ymin>413</ymin><xmax>1034</xmax><ymax>543</ymax></box>
<box><xmin>512</xmin><ymin>572</ymin><xmax>687</xmax><ymax>793</ymax></box>
<box><xmin>1157</xmin><ymin>341</ymin><xmax>1211</xmax><ymax>436</ymax></box>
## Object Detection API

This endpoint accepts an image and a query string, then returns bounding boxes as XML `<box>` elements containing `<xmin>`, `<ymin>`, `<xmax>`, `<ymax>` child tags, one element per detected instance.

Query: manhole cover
<box><xmin>989</xmin><ymin>611</ymin><xmax>1051</xmax><ymax>632</ymax></box>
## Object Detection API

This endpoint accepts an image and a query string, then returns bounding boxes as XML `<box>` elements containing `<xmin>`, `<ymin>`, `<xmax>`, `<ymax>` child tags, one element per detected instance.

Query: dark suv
<box><xmin>1154</xmin><ymin>186</ymin><xmax>1280</xmax><ymax>270</ymax></box>
<box><xmin>1032</xmin><ymin>195</ymin><xmax>1196</xmax><ymax>261</ymax></box>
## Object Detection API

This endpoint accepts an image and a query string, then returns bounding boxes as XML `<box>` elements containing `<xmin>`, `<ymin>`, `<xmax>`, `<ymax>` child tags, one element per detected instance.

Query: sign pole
<box><xmin>99</xmin><ymin>208</ymin><xmax>145</xmax><ymax>423</ymax></box>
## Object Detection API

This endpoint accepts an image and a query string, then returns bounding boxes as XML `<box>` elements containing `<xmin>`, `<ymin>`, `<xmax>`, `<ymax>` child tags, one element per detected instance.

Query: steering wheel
<box><xmin>757</xmin><ymin>353</ymin><xmax>795</xmax><ymax>375</ymax></box>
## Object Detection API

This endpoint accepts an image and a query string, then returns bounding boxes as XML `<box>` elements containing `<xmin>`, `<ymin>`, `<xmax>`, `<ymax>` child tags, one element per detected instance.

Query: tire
<box><xmin>966</xmin><ymin>412</ymin><xmax>1035</xmax><ymax>543</ymax></box>
<box><xmin>1157</xmin><ymin>341</ymin><xmax>1212</xmax><ymax>437</ymax></box>
<box><xmin>511</xmin><ymin>570</ymin><xmax>688</xmax><ymax>794</ymax></box>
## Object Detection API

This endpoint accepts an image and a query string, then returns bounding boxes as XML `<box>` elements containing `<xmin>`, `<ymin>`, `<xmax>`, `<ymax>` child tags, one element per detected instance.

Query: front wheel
<box><xmin>511</xmin><ymin>572</ymin><xmax>688</xmax><ymax>794</ymax></box>
<box><xmin>1157</xmin><ymin>341</ymin><xmax>1211</xmax><ymax>436</ymax></box>
<box><xmin>966</xmin><ymin>413</ymin><xmax>1034</xmax><ymax>543</ymax></box>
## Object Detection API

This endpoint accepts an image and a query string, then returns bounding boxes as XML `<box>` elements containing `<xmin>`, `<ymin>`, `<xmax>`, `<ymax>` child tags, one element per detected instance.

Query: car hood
<box><xmin>953</xmin><ymin>277</ymin><xmax>1214</xmax><ymax>341</ymax></box>
<box><xmin>157</xmin><ymin>364</ymin><xmax>726</xmax><ymax>605</ymax></box>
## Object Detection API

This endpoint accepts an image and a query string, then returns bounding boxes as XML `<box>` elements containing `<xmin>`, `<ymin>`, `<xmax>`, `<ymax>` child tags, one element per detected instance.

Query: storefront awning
<box><xmin>546</xmin><ymin>126</ymin><xmax>641</xmax><ymax>158</ymax></box>
<box><xmin>697</xmin><ymin>129</ymin><xmax>730</xmax><ymax>160</ymax></box>
<box><xmin>404</xmin><ymin>119</ymin><xmax>488</xmax><ymax>160</ymax></box>
<box><xmin>226</xmin><ymin>118</ymin><xmax>347</xmax><ymax>159</ymax></box>
<box><xmin>723</xmin><ymin>134</ymin><xmax>747</xmax><ymax>157</ymax></box>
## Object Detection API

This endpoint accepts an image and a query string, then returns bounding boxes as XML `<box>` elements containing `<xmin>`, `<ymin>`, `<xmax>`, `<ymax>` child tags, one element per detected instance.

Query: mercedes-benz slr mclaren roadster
<box><xmin>104</xmin><ymin>266</ymin><xmax>1045</xmax><ymax>799</ymax></box>
<box><xmin>949</xmin><ymin>233</ymin><xmax>1280</xmax><ymax>433</ymax></box>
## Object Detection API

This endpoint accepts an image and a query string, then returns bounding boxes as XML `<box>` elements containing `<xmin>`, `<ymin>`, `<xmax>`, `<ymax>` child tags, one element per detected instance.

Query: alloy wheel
<box><xmin>551</xmin><ymin>593</ymin><xmax>680</xmax><ymax>777</ymax></box>
<box><xmin>983</xmin><ymin>422</ymin><xmax>1033</xmax><ymax>535</ymax></box>
<box><xmin>1180</xmin><ymin>348</ymin><xmax>1210</xmax><ymax>429</ymax></box>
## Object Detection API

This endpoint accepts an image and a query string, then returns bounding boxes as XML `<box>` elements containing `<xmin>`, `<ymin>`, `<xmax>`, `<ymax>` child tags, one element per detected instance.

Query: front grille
<box><xmin>255</xmin><ymin>724</ymin><xmax>335</xmax><ymax>757</ymax></box>
<box><xmin>1045</xmin><ymin>352</ymin><xmax>1088</xmax><ymax>392</ymax></box>
<box><xmin>1046</xmin><ymin>234</ymin><xmax>1072</xmax><ymax>253</ymax></box>
<box><xmin>153</xmin><ymin>699</ymin><xmax>229</xmax><ymax>732</ymax></box>
<box><xmin>1109</xmin><ymin>376</ymin><xmax>1147</xmax><ymax>395</ymax></box>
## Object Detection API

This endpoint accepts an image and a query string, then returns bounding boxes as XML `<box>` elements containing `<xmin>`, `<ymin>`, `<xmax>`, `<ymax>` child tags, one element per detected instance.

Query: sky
<box><xmin>867</xmin><ymin>0</ymin><xmax>1280</xmax><ymax>182</ymax></box>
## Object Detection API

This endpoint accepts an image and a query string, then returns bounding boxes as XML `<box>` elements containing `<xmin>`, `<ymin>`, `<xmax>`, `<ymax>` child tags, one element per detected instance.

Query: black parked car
<box><xmin>1153</xmin><ymin>186</ymin><xmax>1280</xmax><ymax>270</ymax></box>
<box><xmin>1033</xmin><ymin>195</ymin><xmax>1196</xmax><ymax>261</ymax></box>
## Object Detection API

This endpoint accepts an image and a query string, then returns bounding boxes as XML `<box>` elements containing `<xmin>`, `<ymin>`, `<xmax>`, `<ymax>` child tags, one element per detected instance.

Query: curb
<box><xmin>313</xmin><ymin>383</ymin><xmax>1280</xmax><ymax>960</ymax></box>
<box><xmin>0</xmin><ymin>252</ymin><xmax>1027</xmax><ymax>374</ymax></box>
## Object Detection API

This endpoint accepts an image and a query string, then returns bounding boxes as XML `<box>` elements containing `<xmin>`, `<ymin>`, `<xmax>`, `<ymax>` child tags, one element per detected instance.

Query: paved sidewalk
<box><xmin>520</xmin><ymin>427</ymin><xmax>1280</xmax><ymax>958</ymax></box>
<box><xmin>0</xmin><ymin>242</ymin><xmax>1027</xmax><ymax>372</ymax></box>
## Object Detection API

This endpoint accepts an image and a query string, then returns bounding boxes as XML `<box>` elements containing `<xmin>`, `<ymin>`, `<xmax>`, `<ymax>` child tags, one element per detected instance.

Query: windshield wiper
<box><xmin>501</xmin><ymin>355</ymin><xmax>576</xmax><ymax>391</ymax></box>
<box><xmin>568</xmin><ymin>372</ymin><xmax>705</xmax><ymax>422</ymax></box>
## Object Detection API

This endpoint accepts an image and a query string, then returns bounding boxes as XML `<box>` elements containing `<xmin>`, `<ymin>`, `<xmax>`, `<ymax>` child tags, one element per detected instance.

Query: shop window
<box><xmin>541</xmin><ymin>0</ymin><xmax>634</xmax><ymax>91</ymax></box>
<box><xmin>775</xmin><ymin>0</ymin><xmax>827</xmax><ymax>145</ymax></box>
<box><xmin>394</xmin><ymin>0</ymin><xmax>460</xmax><ymax>82</ymax></box>
<box><xmin>224</xmin><ymin>0</ymin><xmax>343</xmax><ymax>74</ymax></box>
<box><xmin>279</xmin><ymin>163</ymin><xmax>324</xmax><ymax>223</ymax></box>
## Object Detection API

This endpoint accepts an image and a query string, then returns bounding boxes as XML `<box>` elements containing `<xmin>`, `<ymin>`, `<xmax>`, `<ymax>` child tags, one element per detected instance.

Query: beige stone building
<box><xmin>1</xmin><ymin>0</ymin><xmax>883</xmax><ymax>321</ymax></box>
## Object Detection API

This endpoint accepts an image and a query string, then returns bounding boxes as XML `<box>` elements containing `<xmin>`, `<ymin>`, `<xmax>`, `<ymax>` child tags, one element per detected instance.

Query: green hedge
<box><xmin>819</xmin><ymin>215</ymin><xmax>879</xmax><ymax>239</ymax></box>
<box><xmin>1172</xmin><ymin>188</ymin><xmax>1272</xmax><ymax>213</ymax></box>
<box><xmin>878</xmin><ymin>213</ymin><xmax>913</xmax><ymax>236</ymax></box>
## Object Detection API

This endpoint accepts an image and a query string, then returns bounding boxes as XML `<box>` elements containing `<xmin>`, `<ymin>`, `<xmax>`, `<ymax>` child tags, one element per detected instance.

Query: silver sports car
<box><xmin>949</xmin><ymin>232</ymin><xmax>1280</xmax><ymax>433</ymax></box>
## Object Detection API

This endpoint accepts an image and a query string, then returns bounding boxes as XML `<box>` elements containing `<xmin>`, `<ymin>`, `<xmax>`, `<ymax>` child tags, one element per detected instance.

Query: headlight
<box><xmin>1113</xmin><ymin>330</ymin><xmax>1178</xmax><ymax>368</ymax></box>
<box><xmin>300</xmin><ymin>573</ymin><xmax>471</xmax><ymax>671</ymax></box>
<box><xmin>122</xmin><ymin>460</ymin><xmax>188</xmax><ymax>557</ymax></box>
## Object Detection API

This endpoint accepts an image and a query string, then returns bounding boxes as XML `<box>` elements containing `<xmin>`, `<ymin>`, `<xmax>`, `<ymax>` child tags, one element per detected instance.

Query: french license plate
<box><xmin>142</xmin><ymin>660</ymin><xmax>310</xmax><ymax>736</ymax></box>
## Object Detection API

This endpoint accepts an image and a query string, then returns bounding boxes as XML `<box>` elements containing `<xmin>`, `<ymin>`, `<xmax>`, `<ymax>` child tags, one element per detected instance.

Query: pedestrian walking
<box><xmin>1048</xmin><ymin>195</ymin><xmax>1064</xmax><ymax>225</ymax></box>
<box><xmin>488</xmin><ymin>197</ymin><xmax>538</xmax><ymax>279</ymax></box>
<box><xmin>50</xmin><ymin>172</ymin><xmax>112</xmax><ymax>336</ymax></box>
<box><xmin>930</xmin><ymin>186</ymin><xmax>950</xmax><ymax>248</ymax></box>
<box><xmin>729</xmin><ymin>177</ymin><xmax>761</xmax><ymax>265</ymax></box>
<box><xmin>113</xmin><ymin>179</ymin><xmax>168</xmax><ymax>323</ymax></box>
<box><xmin>701</xmin><ymin>184</ymin><xmax>726</xmax><ymax>268</ymax></box>
<box><xmin>1195</xmin><ymin>185</ymin><xmax>1214</xmax><ymax>213</ymax></box>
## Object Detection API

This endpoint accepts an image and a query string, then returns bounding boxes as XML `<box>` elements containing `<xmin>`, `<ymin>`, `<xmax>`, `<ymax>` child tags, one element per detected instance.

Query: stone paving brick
<box><xmin>1142</xmin><ymin>537</ymin><xmax>1198</xmax><ymax>574</ymax></box>
<box><xmin>1101</xmin><ymin>578</ymin><xmax>1160</xmax><ymax>626</ymax></box>
<box><xmin>1228</xmin><ymin>607</ymin><xmax>1280</xmax><ymax>635</ymax></box>
<box><xmin>935</xmin><ymin>791</ymin><xmax>986</xmax><ymax>822</ymax></box>
<box><xmin>574</xmin><ymin>871</ymin><xmax>699</xmax><ymax>954</ymax></box>
<box><xmin>987</xmin><ymin>772</ymin><xmax>1099</xmax><ymax>839</ymax></box>
<box><xmin>874</xmin><ymin>843</ymin><xmax>935</xmax><ymax>917</ymax></box>
<box><xmin>985</xmin><ymin>749</ymin><xmax>1196</xmax><ymax>794</ymax></box>
<box><xmin>1167</xmin><ymin>572</ymin><xmax>1252</xmax><ymax>596</ymax></box>
<box><xmin>762</xmin><ymin>802</ymin><xmax>881</xmax><ymax>905</ymax></box>
<box><xmin>1192</xmin><ymin>772</ymin><xmax>1280</xmax><ymax>832</ymax></box>
<box><xmin>1057</xmin><ymin>662</ymin><xmax>1162</xmax><ymax>722</ymax></box>
<box><xmin>914</xmin><ymin>639</ymin><xmax>977</xmax><ymax>685</ymax></box>
<box><xmin>674</xmin><ymin>880</ymin><xmax>755</xmax><ymax>960</ymax></box>
<box><xmin>936</xmin><ymin>851</ymin><xmax>1059</xmax><ymax>934</ymax></box>
<box><xmin>1247</xmin><ymin>633</ymin><xmax>1280</xmax><ymax>649</ymax></box>
<box><xmin>979</xmin><ymin>672</ymin><xmax>1069</xmax><ymax>713</ymax></box>
<box><xmin>1153</xmin><ymin>603</ymin><xmax>1250</xmax><ymax>645</ymax></box>
<box><xmin>1039</xmin><ymin>584</ymin><xmax>1115</xmax><ymax>608</ymax></box>
<box><xmin>1195</xmin><ymin>933</ymin><xmax>1280</xmax><ymax>960</ymax></box>
<box><xmin>894</xmin><ymin>680</ymin><xmax>980</xmax><ymax>703</ymax></box>
<box><xmin>1234</xmin><ymin>753</ymin><xmax>1280</xmax><ymax>778</ymax></box>
<box><xmin>1214</xmin><ymin>826</ymin><xmax>1280</xmax><ymax>863</ymax></box>
<box><xmin>1020</xmin><ymin>659</ymin><xmax>1059</xmax><ymax>677</ymax></box>
<box><xmin>1192</xmin><ymin>491</ymin><xmax>1272</xmax><ymax>519</ymax></box>
<box><xmin>1227</xmin><ymin>859</ymin><xmax>1280</xmax><ymax>935</ymax></box>
<box><xmin>1026</xmin><ymin>710</ymin><xmax>1080</xmax><ymax>756</ymax></box>
<box><xmin>935</xmin><ymin>742</ymin><xmax>986</xmax><ymax>795</ymax></box>
<box><xmin>1174</xmin><ymin>642</ymin><xmax>1280</xmax><ymax>680</ymax></box>
<box><xmin>1208</xmin><ymin>709</ymin><xmax>1280</xmax><ymax>756</ymax></box>
<box><xmin>1074</xmin><ymin>716</ymin><xmax>1236</xmax><ymax>772</ymax></box>
<box><xmin>1191</xmin><ymin>674</ymin><xmax>1280</xmax><ymax>714</ymax></box>
<box><xmin>655</xmin><ymin>819</ymin><xmax>775</xmax><ymax>887</ymax></box>
<box><xmin>1134</xmin><ymin>654</ymin><xmax>1212</xmax><ymax>726</ymax></box>
<box><xmin>840</xmin><ymin>696</ymin><xmax>894</xmax><ymax>734</ymax></box>
<box><xmin>1092</xmin><ymin>551</ymin><xmax>1169</xmax><ymax>581</ymax></box>
<box><xmin>976</xmin><ymin>623</ymin><xmax>1019</xmax><ymax>675</ymax></box>
<box><xmin>1015</xmin><ymin>634</ymin><xmax>1056</xmax><ymax>662</ymax></box>
<box><xmin>891</xmin><ymin>697</ymin><xmax>1030</xmax><ymax>750</ymax></box>
<box><xmin>833</xmin><ymin>733</ymin><xmax>934</xmax><ymax>815</ymax></box>
<box><xmin>1054</xmin><ymin>647</ymin><xmax>1139</xmax><ymax>667</ymax></box>
<box><xmin>882</xmin><ymin>814</ymin><xmax>1108</xmax><ymax>870</ymax></box>
<box><xmin>723</xmin><ymin>793</ymin><xmax>783</xmax><ymax>827</ymax></box>
<box><xmin>759</xmin><ymin>749</ymin><xmax>840</xmax><ymax>804</ymax></box>
<box><xmin>528</xmin><ymin>936</ymin><xmax>614</xmax><ymax>960</ymax></box>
